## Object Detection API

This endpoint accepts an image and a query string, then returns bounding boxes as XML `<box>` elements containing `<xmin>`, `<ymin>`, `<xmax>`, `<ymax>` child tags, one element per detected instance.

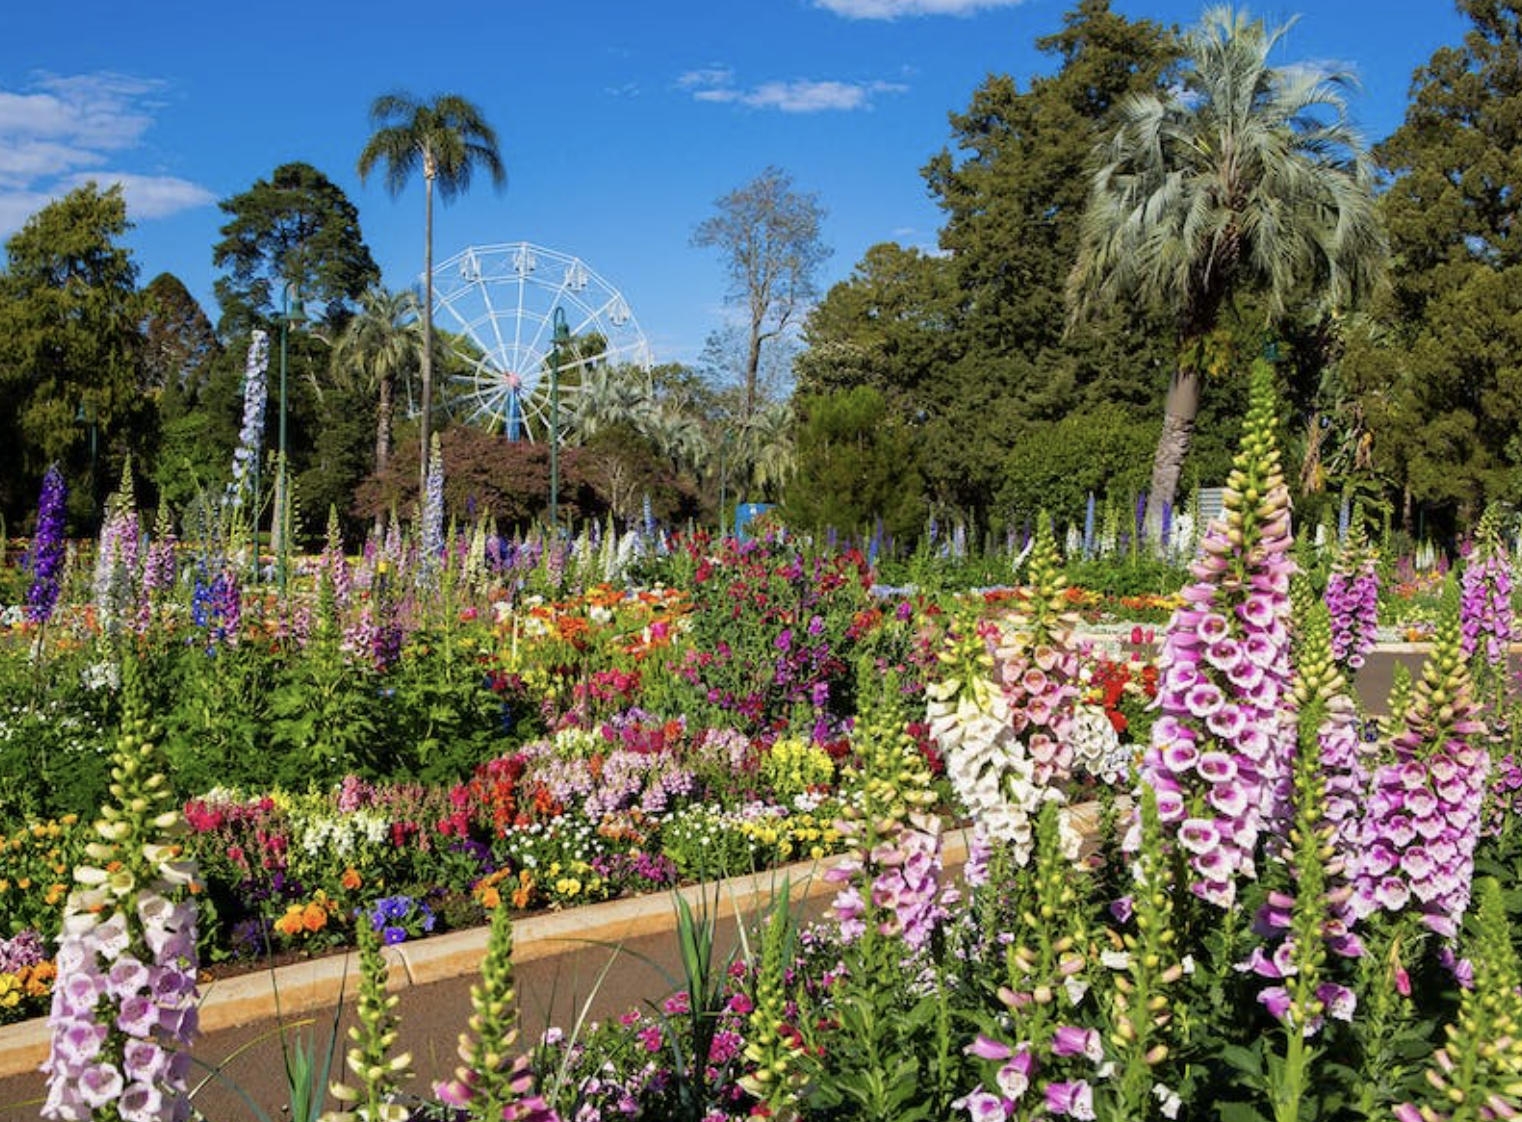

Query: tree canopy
<box><xmin>694</xmin><ymin>166</ymin><xmax>831</xmax><ymax>421</ymax></box>
<box><xmin>0</xmin><ymin>183</ymin><xmax>150</xmax><ymax>522</ymax></box>
<box><xmin>212</xmin><ymin>162</ymin><xmax>380</xmax><ymax>338</ymax></box>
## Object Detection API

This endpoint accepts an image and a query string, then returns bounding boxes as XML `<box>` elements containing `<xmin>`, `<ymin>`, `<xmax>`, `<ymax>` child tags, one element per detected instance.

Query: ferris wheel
<box><xmin>431</xmin><ymin>242</ymin><xmax>654</xmax><ymax>440</ymax></box>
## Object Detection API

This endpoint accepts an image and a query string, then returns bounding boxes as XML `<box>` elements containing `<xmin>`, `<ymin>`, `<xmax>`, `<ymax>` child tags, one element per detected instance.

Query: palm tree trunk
<box><xmin>1144</xmin><ymin>364</ymin><xmax>1202</xmax><ymax>542</ymax></box>
<box><xmin>376</xmin><ymin>373</ymin><xmax>394</xmax><ymax>475</ymax></box>
<box><xmin>419</xmin><ymin>170</ymin><xmax>435</xmax><ymax>504</ymax></box>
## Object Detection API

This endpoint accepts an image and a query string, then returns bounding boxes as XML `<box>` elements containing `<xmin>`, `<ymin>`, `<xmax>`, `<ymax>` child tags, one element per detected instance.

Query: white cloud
<box><xmin>815</xmin><ymin>0</ymin><xmax>1030</xmax><ymax>17</ymax></box>
<box><xmin>0</xmin><ymin>71</ymin><xmax>212</xmax><ymax>233</ymax></box>
<box><xmin>677</xmin><ymin>66</ymin><xmax>736</xmax><ymax>90</ymax></box>
<box><xmin>680</xmin><ymin>70</ymin><xmax>907</xmax><ymax>113</ymax></box>
<box><xmin>62</xmin><ymin>172</ymin><xmax>217</xmax><ymax>219</ymax></box>
<box><xmin>0</xmin><ymin>190</ymin><xmax>52</xmax><ymax>236</ymax></box>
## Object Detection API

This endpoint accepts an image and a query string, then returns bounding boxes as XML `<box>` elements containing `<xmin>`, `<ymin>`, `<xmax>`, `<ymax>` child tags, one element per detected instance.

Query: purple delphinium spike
<box><xmin>25</xmin><ymin>465</ymin><xmax>68</xmax><ymax>625</ymax></box>
<box><xmin>229</xmin><ymin>331</ymin><xmax>269</xmax><ymax>503</ymax></box>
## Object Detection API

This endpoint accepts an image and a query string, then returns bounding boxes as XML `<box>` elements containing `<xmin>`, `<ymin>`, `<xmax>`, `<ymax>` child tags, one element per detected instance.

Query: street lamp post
<box><xmin>548</xmin><ymin>306</ymin><xmax>569</xmax><ymax>534</ymax></box>
<box><xmin>276</xmin><ymin>283</ymin><xmax>306</xmax><ymax>593</ymax></box>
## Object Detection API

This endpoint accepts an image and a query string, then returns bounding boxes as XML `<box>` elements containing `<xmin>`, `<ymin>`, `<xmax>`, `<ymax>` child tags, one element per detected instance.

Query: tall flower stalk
<box><xmin>1351</xmin><ymin>604</ymin><xmax>1488</xmax><ymax>939</ymax></box>
<box><xmin>1395</xmin><ymin>878</ymin><xmax>1522</xmax><ymax>1122</ymax></box>
<box><xmin>1324</xmin><ymin>517</ymin><xmax>1379</xmax><ymax>673</ymax></box>
<box><xmin>1138</xmin><ymin>359</ymin><xmax>1297</xmax><ymax>908</ymax></box>
<box><xmin>230</xmin><ymin>331</ymin><xmax>270</xmax><ymax>506</ymax></box>
<box><xmin>1459</xmin><ymin>505</ymin><xmax>1514</xmax><ymax>687</ymax></box>
<box><xmin>324</xmin><ymin>922</ymin><xmax>411</xmax><ymax>1122</ymax></box>
<box><xmin>42</xmin><ymin>664</ymin><xmax>201</xmax><ymax>1121</ymax></box>
<box><xmin>930</xmin><ymin>515</ymin><xmax>1081</xmax><ymax>867</ymax></box>
<box><xmin>420</xmin><ymin>433</ymin><xmax>445</xmax><ymax>586</ymax></box>
<box><xmin>433</xmin><ymin>901</ymin><xmax>557</xmax><ymax>1121</ymax></box>
<box><xmin>26</xmin><ymin>464</ymin><xmax>69</xmax><ymax>627</ymax></box>
<box><xmin>93</xmin><ymin>462</ymin><xmax>141</xmax><ymax>645</ymax></box>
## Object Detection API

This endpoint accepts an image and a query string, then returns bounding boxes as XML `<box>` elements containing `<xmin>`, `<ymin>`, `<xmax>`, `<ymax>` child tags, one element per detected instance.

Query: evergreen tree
<box><xmin>0</xmin><ymin>183</ymin><xmax>149</xmax><ymax>524</ymax></box>
<box><xmin>1345</xmin><ymin>0</ymin><xmax>1522</xmax><ymax>530</ymax></box>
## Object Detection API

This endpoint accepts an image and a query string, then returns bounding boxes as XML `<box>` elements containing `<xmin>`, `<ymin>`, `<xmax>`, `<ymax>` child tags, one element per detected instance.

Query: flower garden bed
<box><xmin>8</xmin><ymin>368</ymin><xmax>1522</xmax><ymax>1120</ymax></box>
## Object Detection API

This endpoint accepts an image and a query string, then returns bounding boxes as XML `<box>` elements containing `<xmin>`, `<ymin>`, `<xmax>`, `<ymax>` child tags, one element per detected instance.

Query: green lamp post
<box><xmin>276</xmin><ymin>282</ymin><xmax>307</xmax><ymax>593</ymax></box>
<box><xmin>548</xmin><ymin>306</ymin><xmax>569</xmax><ymax>534</ymax></box>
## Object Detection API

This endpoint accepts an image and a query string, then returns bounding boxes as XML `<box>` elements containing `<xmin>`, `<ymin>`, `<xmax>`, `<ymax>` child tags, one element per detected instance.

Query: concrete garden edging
<box><xmin>0</xmin><ymin>827</ymin><xmax>973</xmax><ymax>1080</ymax></box>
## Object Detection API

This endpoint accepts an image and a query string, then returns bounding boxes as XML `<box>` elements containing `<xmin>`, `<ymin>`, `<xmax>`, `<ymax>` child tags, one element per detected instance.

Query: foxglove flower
<box><xmin>43</xmin><ymin>667</ymin><xmax>200</xmax><ymax>1121</ymax></box>
<box><xmin>930</xmin><ymin>516</ymin><xmax>1080</xmax><ymax>866</ymax></box>
<box><xmin>1459</xmin><ymin>509</ymin><xmax>1514</xmax><ymax>669</ymax></box>
<box><xmin>1324</xmin><ymin>521</ymin><xmax>1378</xmax><ymax>672</ymax></box>
<box><xmin>1138</xmin><ymin>361</ymin><xmax>1297</xmax><ymax>908</ymax></box>
<box><xmin>1398</xmin><ymin>878</ymin><xmax>1522</xmax><ymax>1121</ymax></box>
<box><xmin>433</xmin><ymin>902</ymin><xmax>560</xmax><ymax>1121</ymax></box>
<box><xmin>94</xmin><ymin>463</ymin><xmax>142</xmax><ymax>641</ymax></box>
<box><xmin>1351</xmin><ymin>607</ymin><xmax>1488</xmax><ymax>938</ymax></box>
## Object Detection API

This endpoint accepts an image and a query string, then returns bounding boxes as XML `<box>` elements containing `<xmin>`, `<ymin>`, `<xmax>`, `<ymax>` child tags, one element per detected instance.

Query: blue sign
<box><xmin>734</xmin><ymin>502</ymin><xmax>774</xmax><ymax>543</ymax></box>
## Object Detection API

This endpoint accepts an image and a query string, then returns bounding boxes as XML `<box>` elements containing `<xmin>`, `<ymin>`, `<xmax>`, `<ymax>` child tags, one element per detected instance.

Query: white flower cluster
<box><xmin>926</xmin><ymin>666</ymin><xmax>1057</xmax><ymax>867</ymax></box>
<box><xmin>295</xmin><ymin>807</ymin><xmax>388</xmax><ymax>861</ymax></box>
<box><xmin>1067</xmin><ymin>705</ymin><xmax>1130</xmax><ymax>785</ymax></box>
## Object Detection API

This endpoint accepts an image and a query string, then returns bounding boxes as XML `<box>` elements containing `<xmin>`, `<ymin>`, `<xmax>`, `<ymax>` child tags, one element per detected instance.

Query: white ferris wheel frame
<box><xmin>430</xmin><ymin>241</ymin><xmax>654</xmax><ymax>441</ymax></box>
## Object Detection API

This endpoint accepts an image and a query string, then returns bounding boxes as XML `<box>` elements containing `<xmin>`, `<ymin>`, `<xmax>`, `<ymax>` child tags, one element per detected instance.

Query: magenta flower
<box><xmin>1050</xmin><ymin>1026</ymin><xmax>1103</xmax><ymax>1062</ymax></box>
<box><xmin>1045</xmin><ymin>1079</ymin><xmax>1097</xmax><ymax>1119</ymax></box>
<box><xmin>1138</xmin><ymin>365</ymin><xmax>1297</xmax><ymax>908</ymax></box>
<box><xmin>959</xmin><ymin>1089</ymin><xmax>1011</xmax><ymax>1121</ymax></box>
<box><xmin>1351</xmin><ymin>611</ymin><xmax>1488</xmax><ymax>938</ymax></box>
<box><xmin>968</xmin><ymin>1034</ymin><xmax>1013</xmax><ymax>1061</ymax></box>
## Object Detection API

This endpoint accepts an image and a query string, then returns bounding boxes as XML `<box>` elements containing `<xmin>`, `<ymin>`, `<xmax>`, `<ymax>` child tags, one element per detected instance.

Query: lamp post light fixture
<box><xmin>276</xmin><ymin>282</ymin><xmax>307</xmax><ymax>593</ymax></box>
<box><xmin>548</xmin><ymin>306</ymin><xmax>569</xmax><ymax>534</ymax></box>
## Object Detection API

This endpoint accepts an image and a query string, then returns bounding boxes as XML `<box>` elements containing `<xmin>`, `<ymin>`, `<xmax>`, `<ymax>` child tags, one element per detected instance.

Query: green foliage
<box><xmin>0</xmin><ymin>182</ymin><xmax>150</xmax><ymax>525</ymax></box>
<box><xmin>780</xmin><ymin>386</ymin><xmax>926</xmax><ymax>541</ymax></box>
<box><xmin>996</xmin><ymin>402</ymin><xmax>1157</xmax><ymax>527</ymax></box>
<box><xmin>1344</xmin><ymin>1</ymin><xmax>1522</xmax><ymax>532</ymax></box>
<box><xmin>212</xmin><ymin>162</ymin><xmax>380</xmax><ymax>337</ymax></box>
<box><xmin>1070</xmin><ymin>6</ymin><xmax>1386</xmax><ymax>531</ymax></box>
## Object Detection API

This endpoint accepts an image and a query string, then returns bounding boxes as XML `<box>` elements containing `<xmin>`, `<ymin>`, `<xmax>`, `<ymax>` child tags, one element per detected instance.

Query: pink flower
<box><xmin>959</xmin><ymin>1089</ymin><xmax>1010</xmax><ymax>1121</ymax></box>
<box><xmin>967</xmin><ymin>1034</ymin><xmax>1012</xmax><ymax>1061</ymax></box>
<box><xmin>1045</xmin><ymin>1080</ymin><xmax>1096</xmax><ymax>1120</ymax></box>
<box><xmin>1050</xmin><ymin>1025</ymin><xmax>1103</xmax><ymax>1062</ymax></box>
<box><xmin>995</xmin><ymin>1046</ymin><xmax>1035</xmax><ymax>1100</ymax></box>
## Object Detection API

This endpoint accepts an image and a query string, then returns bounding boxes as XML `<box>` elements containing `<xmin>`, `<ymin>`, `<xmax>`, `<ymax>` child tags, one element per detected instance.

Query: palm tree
<box><xmin>357</xmin><ymin>92</ymin><xmax>506</xmax><ymax>496</ymax></box>
<box><xmin>643</xmin><ymin>402</ymin><xmax>708</xmax><ymax>477</ymax></box>
<box><xmin>739</xmin><ymin>401</ymin><xmax>797</xmax><ymax>499</ymax></box>
<box><xmin>572</xmin><ymin>364</ymin><xmax>651</xmax><ymax>443</ymax></box>
<box><xmin>329</xmin><ymin>287</ymin><xmax>423</xmax><ymax>480</ymax></box>
<box><xmin>1067</xmin><ymin>5</ymin><xmax>1385</xmax><ymax>536</ymax></box>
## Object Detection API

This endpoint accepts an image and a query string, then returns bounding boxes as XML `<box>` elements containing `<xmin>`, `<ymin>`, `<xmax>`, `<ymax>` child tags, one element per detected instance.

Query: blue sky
<box><xmin>1</xmin><ymin>0</ymin><xmax>1471</xmax><ymax>367</ymax></box>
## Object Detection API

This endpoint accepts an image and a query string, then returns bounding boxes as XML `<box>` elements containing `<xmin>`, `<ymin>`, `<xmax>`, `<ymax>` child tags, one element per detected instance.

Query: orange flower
<box><xmin>478</xmin><ymin>885</ymin><xmax>502</xmax><ymax>910</ymax></box>
<box><xmin>510</xmin><ymin>870</ymin><xmax>535</xmax><ymax>910</ymax></box>
<box><xmin>341</xmin><ymin>868</ymin><xmax>363</xmax><ymax>891</ymax></box>
<box><xmin>274</xmin><ymin>906</ymin><xmax>306</xmax><ymax>937</ymax></box>
<box><xmin>302</xmin><ymin>903</ymin><xmax>328</xmax><ymax>933</ymax></box>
